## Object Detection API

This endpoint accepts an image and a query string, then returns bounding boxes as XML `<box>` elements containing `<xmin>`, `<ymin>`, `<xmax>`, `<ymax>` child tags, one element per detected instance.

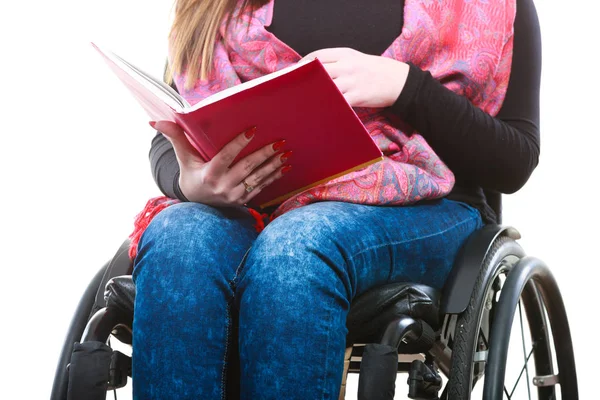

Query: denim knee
<box><xmin>133</xmin><ymin>202</ymin><xmax>257</xmax><ymax>283</ymax></box>
<box><xmin>233</xmin><ymin>209</ymin><xmax>351</xmax><ymax>399</ymax></box>
<box><xmin>235</xmin><ymin>211</ymin><xmax>352</xmax><ymax>315</ymax></box>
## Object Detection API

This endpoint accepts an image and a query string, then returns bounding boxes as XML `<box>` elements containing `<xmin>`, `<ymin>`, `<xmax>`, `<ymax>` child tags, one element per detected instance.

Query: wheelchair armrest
<box><xmin>440</xmin><ymin>225</ymin><xmax>521</xmax><ymax>314</ymax></box>
<box><xmin>80</xmin><ymin>276</ymin><xmax>135</xmax><ymax>345</ymax></box>
<box><xmin>104</xmin><ymin>276</ymin><xmax>136</xmax><ymax>317</ymax></box>
<box><xmin>346</xmin><ymin>282</ymin><xmax>440</xmax><ymax>347</ymax></box>
<box><xmin>90</xmin><ymin>239</ymin><xmax>133</xmax><ymax>318</ymax></box>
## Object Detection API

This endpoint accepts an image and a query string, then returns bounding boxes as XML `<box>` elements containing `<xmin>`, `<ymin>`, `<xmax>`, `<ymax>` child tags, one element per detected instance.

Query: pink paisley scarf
<box><xmin>128</xmin><ymin>0</ymin><xmax>516</xmax><ymax>259</ymax></box>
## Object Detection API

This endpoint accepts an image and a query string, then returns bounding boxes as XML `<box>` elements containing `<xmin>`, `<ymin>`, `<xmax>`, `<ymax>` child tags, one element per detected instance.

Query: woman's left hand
<box><xmin>301</xmin><ymin>48</ymin><xmax>410</xmax><ymax>108</ymax></box>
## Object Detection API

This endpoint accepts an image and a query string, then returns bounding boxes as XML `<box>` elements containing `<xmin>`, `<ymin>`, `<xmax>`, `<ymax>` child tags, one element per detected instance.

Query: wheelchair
<box><xmin>50</xmin><ymin>191</ymin><xmax>579</xmax><ymax>400</ymax></box>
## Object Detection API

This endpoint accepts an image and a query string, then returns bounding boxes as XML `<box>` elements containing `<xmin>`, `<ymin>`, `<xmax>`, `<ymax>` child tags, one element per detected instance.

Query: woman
<box><xmin>131</xmin><ymin>0</ymin><xmax>541</xmax><ymax>398</ymax></box>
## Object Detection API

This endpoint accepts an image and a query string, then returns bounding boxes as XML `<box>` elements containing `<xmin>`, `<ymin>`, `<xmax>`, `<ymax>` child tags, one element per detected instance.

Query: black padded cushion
<box><xmin>91</xmin><ymin>239</ymin><xmax>134</xmax><ymax>319</ymax></box>
<box><xmin>104</xmin><ymin>276</ymin><xmax>136</xmax><ymax>316</ymax></box>
<box><xmin>102</xmin><ymin>277</ymin><xmax>440</xmax><ymax>347</ymax></box>
<box><xmin>346</xmin><ymin>282</ymin><xmax>440</xmax><ymax>346</ymax></box>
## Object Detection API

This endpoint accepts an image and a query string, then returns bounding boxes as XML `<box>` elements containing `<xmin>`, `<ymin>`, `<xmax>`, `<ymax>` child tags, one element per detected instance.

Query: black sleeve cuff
<box><xmin>173</xmin><ymin>170</ymin><xmax>190</xmax><ymax>202</ymax></box>
<box><xmin>389</xmin><ymin>62</ymin><xmax>427</xmax><ymax>120</ymax></box>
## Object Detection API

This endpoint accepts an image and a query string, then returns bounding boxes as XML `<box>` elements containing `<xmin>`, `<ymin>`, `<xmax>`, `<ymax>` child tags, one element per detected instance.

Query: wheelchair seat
<box><xmin>103</xmin><ymin>275</ymin><xmax>440</xmax><ymax>339</ymax></box>
<box><xmin>346</xmin><ymin>283</ymin><xmax>439</xmax><ymax>347</ymax></box>
<box><xmin>102</xmin><ymin>273</ymin><xmax>441</xmax><ymax>353</ymax></box>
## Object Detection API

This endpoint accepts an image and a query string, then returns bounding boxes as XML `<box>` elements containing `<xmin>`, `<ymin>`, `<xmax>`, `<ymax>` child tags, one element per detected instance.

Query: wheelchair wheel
<box><xmin>444</xmin><ymin>235</ymin><xmax>566</xmax><ymax>400</ymax></box>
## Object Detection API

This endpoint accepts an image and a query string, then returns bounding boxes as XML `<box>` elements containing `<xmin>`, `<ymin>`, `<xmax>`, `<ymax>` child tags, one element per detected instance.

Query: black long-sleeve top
<box><xmin>150</xmin><ymin>0</ymin><xmax>541</xmax><ymax>223</ymax></box>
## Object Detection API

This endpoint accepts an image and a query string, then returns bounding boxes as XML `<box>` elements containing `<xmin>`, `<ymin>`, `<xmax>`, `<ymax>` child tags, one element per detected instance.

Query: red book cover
<box><xmin>92</xmin><ymin>43</ymin><xmax>383</xmax><ymax>209</ymax></box>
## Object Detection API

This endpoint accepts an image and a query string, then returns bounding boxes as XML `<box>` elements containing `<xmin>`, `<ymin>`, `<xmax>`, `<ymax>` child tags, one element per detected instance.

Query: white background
<box><xmin>1</xmin><ymin>1</ymin><xmax>598</xmax><ymax>399</ymax></box>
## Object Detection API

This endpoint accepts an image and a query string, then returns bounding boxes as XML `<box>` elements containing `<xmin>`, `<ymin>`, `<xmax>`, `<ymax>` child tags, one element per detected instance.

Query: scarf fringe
<box><xmin>247</xmin><ymin>207</ymin><xmax>270</xmax><ymax>232</ymax></box>
<box><xmin>128</xmin><ymin>196</ymin><xmax>180</xmax><ymax>260</ymax></box>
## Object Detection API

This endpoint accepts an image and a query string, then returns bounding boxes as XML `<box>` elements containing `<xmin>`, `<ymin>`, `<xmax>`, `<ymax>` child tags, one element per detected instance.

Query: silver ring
<box><xmin>242</xmin><ymin>179</ymin><xmax>254</xmax><ymax>193</ymax></box>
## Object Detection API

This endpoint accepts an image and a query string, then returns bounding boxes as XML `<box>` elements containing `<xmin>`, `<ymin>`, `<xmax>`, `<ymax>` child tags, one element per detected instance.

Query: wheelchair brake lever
<box><xmin>107</xmin><ymin>351</ymin><xmax>131</xmax><ymax>391</ymax></box>
<box><xmin>407</xmin><ymin>357</ymin><xmax>442</xmax><ymax>400</ymax></box>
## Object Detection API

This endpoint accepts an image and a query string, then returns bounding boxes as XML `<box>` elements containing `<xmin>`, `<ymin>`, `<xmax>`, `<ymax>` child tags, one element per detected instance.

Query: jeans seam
<box><xmin>221</xmin><ymin>293</ymin><xmax>233</xmax><ymax>400</ymax></box>
<box><xmin>349</xmin><ymin>214</ymin><xmax>480</xmax><ymax>261</ymax></box>
<box><xmin>231</xmin><ymin>247</ymin><xmax>252</xmax><ymax>287</ymax></box>
<box><xmin>220</xmin><ymin>247</ymin><xmax>252</xmax><ymax>399</ymax></box>
<box><xmin>320</xmin><ymin>297</ymin><xmax>335</xmax><ymax>400</ymax></box>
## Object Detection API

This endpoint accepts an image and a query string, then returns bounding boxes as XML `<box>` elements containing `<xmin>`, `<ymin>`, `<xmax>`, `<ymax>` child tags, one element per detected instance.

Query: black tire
<box><xmin>51</xmin><ymin>263</ymin><xmax>109</xmax><ymax>400</ymax></box>
<box><xmin>446</xmin><ymin>235</ymin><xmax>525</xmax><ymax>399</ymax></box>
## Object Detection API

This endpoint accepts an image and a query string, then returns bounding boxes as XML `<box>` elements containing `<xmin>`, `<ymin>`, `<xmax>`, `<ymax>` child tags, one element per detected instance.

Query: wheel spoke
<box><xmin>510</xmin><ymin>301</ymin><xmax>535</xmax><ymax>400</ymax></box>
<box><xmin>508</xmin><ymin>347</ymin><xmax>534</xmax><ymax>397</ymax></box>
<box><xmin>504</xmin><ymin>385</ymin><xmax>512</xmax><ymax>399</ymax></box>
<box><xmin>499</xmin><ymin>299</ymin><xmax>536</xmax><ymax>399</ymax></box>
<box><xmin>484</xmin><ymin>275</ymin><xmax>536</xmax><ymax>400</ymax></box>
<box><xmin>481</xmin><ymin>328</ymin><xmax>489</xmax><ymax>348</ymax></box>
<box><xmin>518</xmin><ymin>301</ymin><xmax>533</xmax><ymax>399</ymax></box>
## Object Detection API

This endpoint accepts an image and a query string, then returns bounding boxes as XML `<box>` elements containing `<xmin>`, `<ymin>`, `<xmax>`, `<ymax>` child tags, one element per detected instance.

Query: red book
<box><xmin>92</xmin><ymin>43</ymin><xmax>383</xmax><ymax>209</ymax></box>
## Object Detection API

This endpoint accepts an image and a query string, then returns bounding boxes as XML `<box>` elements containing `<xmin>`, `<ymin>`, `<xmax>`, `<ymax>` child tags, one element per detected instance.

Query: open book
<box><xmin>92</xmin><ymin>42</ymin><xmax>383</xmax><ymax>209</ymax></box>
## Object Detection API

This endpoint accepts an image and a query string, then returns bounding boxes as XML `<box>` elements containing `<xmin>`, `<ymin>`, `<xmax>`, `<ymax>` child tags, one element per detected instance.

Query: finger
<box><xmin>151</xmin><ymin>121</ymin><xmax>201</xmax><ymax>164</ymax></box>
<box><xmin>208</xmin><ymin>127</ymin><xmax>257</xmax><ymax>174</ymax></box>
<box><xmin>342</xmin><ymin>91</ymin><xmax>363</xmax><ymax>107</ymax></box>
<box><xmin>302</xmin><ymin>48</ymin><xmax>351</xmax><ymax>64</ymax></box>
<box><xmin>152</xmin><ymin>120</ymin><xmax>182</xmax><ymax>138</ymax></box>
<box><xmin>224</xmin><ymin>140</ymin><xmax>286</xmax><ymax>187</ymax></box>
<box><xmin>332</xmin><ymin>76</ymin><xmax>352</xmax><ymax>94</ymax></box>
<box><xmin>240</xmin><ymin>164</ymin><xmax>292</xmax><ymax>204</ymax></box>
<box><xmin>322</xmin><ymin>62</ymin><xmax>345</xmax><ymax>79</ymax></box>
<box><xmin>235</xmin><ymin>149</ymin><xmax>291</xmax><ymax>190</ymax></box>
<box><xmin>227</xmin><ymin>150</ymin><xmax>291</xmax><ymax>205</ymax></box>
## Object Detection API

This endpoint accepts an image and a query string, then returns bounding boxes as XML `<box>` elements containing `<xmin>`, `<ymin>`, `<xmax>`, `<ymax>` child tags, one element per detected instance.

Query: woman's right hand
<box><xmin>150</xmin><ymin>121</ymin><xmax>292</xmax><ymax>207</ymax></box>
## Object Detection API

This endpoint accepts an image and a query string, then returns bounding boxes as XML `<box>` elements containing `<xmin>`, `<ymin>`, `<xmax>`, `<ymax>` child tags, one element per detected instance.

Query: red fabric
<box><xmin>128</xmin><ymin>197</ymin><xmax>179</xmax><ymax>259</ymax></box>
<box><xmin>246</xmin><ymin>207</ymin><xmax>270</xmax><ymax>232</ymax></box>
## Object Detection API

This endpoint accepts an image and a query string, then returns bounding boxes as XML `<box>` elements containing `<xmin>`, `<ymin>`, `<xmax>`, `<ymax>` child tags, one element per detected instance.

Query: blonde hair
<box><xmin>165</xmin><ymin>0</ymin><xmax>268</xmax><ymax>90</ymax></box>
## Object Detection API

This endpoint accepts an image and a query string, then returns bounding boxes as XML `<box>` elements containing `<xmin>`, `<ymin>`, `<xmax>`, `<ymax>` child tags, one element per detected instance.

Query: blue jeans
<box><xmin>132</xmin><ymin>199</ymin><xmax>482</xmax><ymax>399</ymax></box>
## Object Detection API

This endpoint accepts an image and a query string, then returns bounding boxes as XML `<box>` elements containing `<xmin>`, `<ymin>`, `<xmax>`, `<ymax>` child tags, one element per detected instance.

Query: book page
<box><xmin>92</xmin><ymin>43</ymin><xmax>189</xmax><ymax>111</ymax></box>
<box><xmin>111</xmin><ymin>52</ymin><xmax>190</xmax><ymax>109</ymax></box>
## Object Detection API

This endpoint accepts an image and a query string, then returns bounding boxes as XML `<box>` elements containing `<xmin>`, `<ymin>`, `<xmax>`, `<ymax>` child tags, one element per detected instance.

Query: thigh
<box><xmin>232</xmin><ymin>199</ymin><xmax>481</xmax><ymax>399</ymax></box>
<box><xmin>263</xmin><ymin>199</ymin><xmax>482</xmax><ymax>297</ymax></box>
<box><xmin>133</xmin><ymin>201</ymin><xmax>259</xmax><ymax>282</ymax></box>
<box><xmin>132</xmin><ymin>202</ymin><xmax>259</xmax><ymax>400</ymax></box>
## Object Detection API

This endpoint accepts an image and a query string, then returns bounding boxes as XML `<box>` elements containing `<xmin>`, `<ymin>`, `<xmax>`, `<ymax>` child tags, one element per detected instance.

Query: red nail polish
<box><xmin>280</xmin><ymin>150</ymin><xmax>293</xmax><ymax>162</ymax></box>
<box><xmin>244</xmin><ymin>127</ymin><xmax>257</xmax><ymax>139</ymax></box>
<box><xmin>272</xmin><ymin>140</ymin><xmax>286</xmax><ymax>152</ymax></box>
<box><xmin>281</xmin><ymin>165</ymin><xmax>292</xmax><ymax>174</ymax></box>
<box><xmin>149</xmin><ymin>121</ymin><xmax>156</xmax><ymax>128</ymax></box>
